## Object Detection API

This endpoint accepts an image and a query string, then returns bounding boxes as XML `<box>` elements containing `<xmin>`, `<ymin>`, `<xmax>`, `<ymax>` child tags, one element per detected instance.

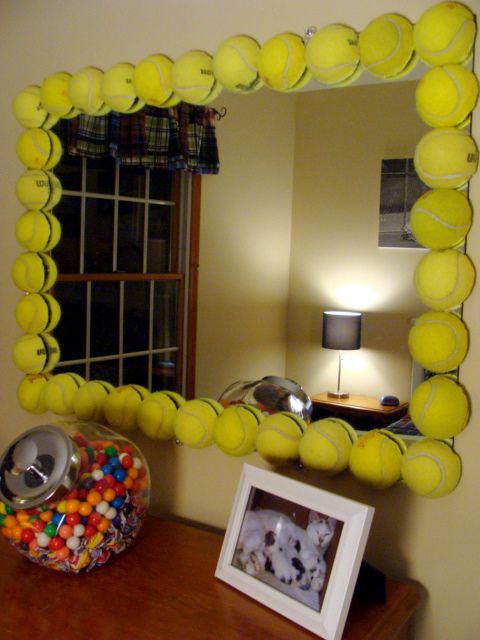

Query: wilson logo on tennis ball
<box><xmin>36</xmin><ymin>347</ymin><xmax>59</xmax><ymax>356</ymax></box>
<box><xmin>35</xmin><ymin>179</ymin><xmax>50</xmax><ymax>187</ymax></box>
<box><xmin>467</xmin><ymin>153</ymin><xmax>478</xmax><ymax>163</ymax></box>
<box><xmin>200</xmin><ymin>69</ymin><xmax>214</xmax><ymax>75</ymax></box>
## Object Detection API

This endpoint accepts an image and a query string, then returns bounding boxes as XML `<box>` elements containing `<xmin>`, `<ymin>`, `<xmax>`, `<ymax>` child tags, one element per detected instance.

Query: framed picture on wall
<box><xmin>215</xmin><ymin>464</ymin><xmax>374</xmax><ymax>640</ymax></box>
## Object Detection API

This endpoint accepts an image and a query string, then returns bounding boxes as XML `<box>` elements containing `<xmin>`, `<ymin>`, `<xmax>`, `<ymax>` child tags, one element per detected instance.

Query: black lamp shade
<box><xmin>322</xmin><ymin>311</ymin><xmax>362</xmax><ymax>351</ymax></box>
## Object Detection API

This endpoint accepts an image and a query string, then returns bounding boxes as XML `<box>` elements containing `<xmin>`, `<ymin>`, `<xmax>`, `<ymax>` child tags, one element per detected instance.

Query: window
<box><xmin>51</xmin><ymin>152</ymin><xmax>200</xmax><ymax>397</ymax></box>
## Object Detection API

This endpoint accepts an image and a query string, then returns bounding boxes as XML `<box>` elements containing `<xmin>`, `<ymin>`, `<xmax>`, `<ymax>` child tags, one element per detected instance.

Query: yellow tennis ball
<box><xmin>40</xmin><ymin>71</ymin><xmax>80</xmax><ymax>119</ymax></box>
<box><xmin>414</xmin><ymin>2</ymin><xmax>476</xmax><ymax>67</ymax></box>
<box><xmin>43</xmin><ymin>372</ymin><xmax>86</xmax><ymax>416</ymax></box>
<box><xmin>171</xmin><ymin>50</ymin><xmax>220</xmax><ymax>106</ymax></box>
<box><xmin>17</xmin><ymin>372</ymin><xmax>53</xmax><ymax>414</ymax></box>
<box><xmin>72</xmin><ymin>380</ymin><xmax>114</xmax><ymax>422</ymax></box>
<box><xmin>410</xmin><ymin>375</ymin><xmax>469</xmax><ymax>438</ymax></box>
<box><xmin>401</xmin><ymin>438</ymin><xmax>462</xmax><ymax>498</ymax></box>
<box><xmin>12</xmin><ymin>85</ymin><xmax>59</xmax><ymax>130</ymax></box>
<box><xmin>213</xmin><ymin>35</ymin><xmax>263</xmax><ymax>94</ymax></box>
<box><xmin>414</xmin><ymin>248</ymin><xmax>475</xmax><ymax>310</ymax></box>
<box><xmin>173</xmin><ymin>398</ymin><xmax>223</xmax><ymax>448</ymax></box>
<box><xmin>137</xmin><ymin>390</ymin><xmax>186</xmax><ymax>440</ymax></box>
<box><xmin>410</xmin><ymin>189</ymin><xmax>472</xmax><ymax>250</ymax></box>
<box><xmin>68</xmin><ymin>66</ymin><xmax>111</xmax><ymax>116</ymax></box>
<box><xmin>16</xmin><ymin>128</ymin><xmax>62</xmax><ymax>170</ymax></box>
<box><xmin>306</xmin><ymin>24</ymin><xmax>362</xmax><ymax>86</ymax></box>
<box><xmin>104</xmin><ymin>384</ymin><xmax>150</xmax><ymax>432</ymax></box>
<box><xmin>15</xmin><ymin>293</ymin><xmax>61</xmax><ymax>334</ymax></box>
<box><xmin>102</xmin><ymin>62</ymin><xmax>145</xmax><ymax>114</ymax></box>
<box><xmin>133</xmin><ymin>54</ymin><xmax>179</xmax><ymax>107</ymax></box>
<box><xmin>414</xmin><ymin>127</ymin><xmax>479</xmax><ymax>190</ymax></box>
<box><xmin>12</xmin><ymin>333</ymin><xmax>60</xmax><ymax>374</ymax></box>
<box><xmin>359</xmin><ymin>13</ymin><xmax>417</xmax><ymax>79</ymax></box>
<box><xmin>255</xmin><ymin>411</ymin><xmax>306</xmax><ymax>464</ymax></box>
<box><xmin>415</xmin><ymin>64</ymin><xmax>479</xmax><ymax>129</ymax></box>
<box><xmin>299</xmin><ymin>417</ymin><xmax>357</xmax><ymax>474</ymax></box>
<box><xmin>15</xmin><ymin>210</ymin><xmax>61</xmax><ymax>252</ymax></box>
<box><xmin>257</xmin><ymin>33</ymin><xmax>311</xmax><ymax>92</ymax></box>
<box><xmin>15</xmin><ymin>170</ymin><xmax>62</xmax><ymax>210</ymax></box>
<box><xmin>214</xmin><ymin>403</ymin><xmax>264</xmax><ymax>456</ymax></box>
<box><xmin>349</xmin><ymin>429</ymin><xmax>406</xmax><ymax>489</ymax></box>
<box><xmin>408</xmin><ymin>310</ymin><xmax>468</xmax><ymax>373</ymax></box>
<box><xmin>12</xmin><ymin>251</ymin><xmax>58</xmax><ymax>293</ymax></box>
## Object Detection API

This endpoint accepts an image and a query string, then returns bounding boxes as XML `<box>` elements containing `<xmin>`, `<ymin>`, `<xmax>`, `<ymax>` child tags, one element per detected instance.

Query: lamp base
<box><xmin>327</xmin><ymin>391</ymin><xmax>350</xmax><ymax>399</ymax></box>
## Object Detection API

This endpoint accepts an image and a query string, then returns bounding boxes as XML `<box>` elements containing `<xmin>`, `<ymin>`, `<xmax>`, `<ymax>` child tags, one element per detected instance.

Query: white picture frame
<box><xmin>215</xmin><ymin>464</ymin><xmax>374</xmax><ymax>640</ymax></box>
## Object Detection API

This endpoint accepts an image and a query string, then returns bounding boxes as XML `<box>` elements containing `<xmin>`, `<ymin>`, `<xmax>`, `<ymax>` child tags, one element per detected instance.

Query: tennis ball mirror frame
<box><xmin>10</xmin><ymin>1</ymin><xmax>479</xmax><ymax>498</ymax></box>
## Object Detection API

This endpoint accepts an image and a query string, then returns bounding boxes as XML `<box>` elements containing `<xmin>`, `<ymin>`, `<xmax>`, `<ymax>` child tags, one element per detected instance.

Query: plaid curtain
<box><xmin>56</xmin><ymin>103</ymin><xmax>220</xmax><ymax>174</ymax></box>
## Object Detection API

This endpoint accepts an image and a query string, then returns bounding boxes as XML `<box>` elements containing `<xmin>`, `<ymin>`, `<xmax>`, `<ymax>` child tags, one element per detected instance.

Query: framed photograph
<box><xmin>215</xmin><ymin>464</ymin><xmax>374</xmax><ymax>640</ymax></box>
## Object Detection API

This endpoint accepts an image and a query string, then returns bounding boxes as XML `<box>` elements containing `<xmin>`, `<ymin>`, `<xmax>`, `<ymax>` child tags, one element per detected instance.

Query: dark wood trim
<box><xmin>186</xmin><ymin>174</ymin><xmax>201</xmax><ymax>399</ymax></box>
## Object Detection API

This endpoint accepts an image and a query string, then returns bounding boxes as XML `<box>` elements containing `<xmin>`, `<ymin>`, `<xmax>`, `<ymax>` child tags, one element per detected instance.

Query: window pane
<box><xmin>117</xmin><ymin>201</ymin><xmax>145</xmax><ymax>273</ymax></box>
<box><xmin>52</xmin><ymin>195</ymin><xmax>81</xmax><ymax>273</ymax></box>
<box><xmin>123</xmin><ymin>355</ymin><xmax>149</xmax><ymax>389</ymax></box>
<box><xmin>124</xmin><ymin>281</ymin><xmax>150</xmax><ymax>354</ymax></box>
<box><xmin>152</xmin><ymin>353</ymin><xmax>177</xmax><ymax>391</ymax></box>
<box><xmin>53</xmin><ymin>153</ymin><xmax>82</xmax><ymax>191</ymax></box>
<box><xmin>147</xmin><ymin>204</ymin><xmax>171</xmax><ymax>273</ymax></box>
<box><xmin>53</xmin><ymin>281</ymin><xmax>87</xmax><ymax>362</ymax></box>
<box><xmin>54</xmin><ymin>362</ymin><xmax>86</xmax><ymax>378</ymax></box>
<box><xmin>380</xmin><ymin>175</ymin><xmax>405</xmax><ymax>214</ymax></box>
<box><xmin>89</xmin><ymin>359</ymin><xmax>119</xmax><ymax>386</ymax></box>
<box><xmin>86</xmin><ymin>157</ymin><xmax>116</xmax><ymax>195</ymax></box>
<box><xmin>119</xmin><ymin>165</ymin><xmax>146</xmax><ymax>198</ymax></box>
<box><xmin>91</xmin><ymin>282</ymin><xmax>119</xmax><ymax>357</ymax></box>
<box><xmin>153</xmin><ymin>280</ymin><xmax>178</xmax><ymax>349</ymax></box>
<box><xmin>84</xmin><ymin>197</ymin><xmax>114</xmax><ymax>273</ymax></box>
<box><xmin>150</xmin><ymin>169</ymin><xmax>173</xmax><ymax>201</ymax></box>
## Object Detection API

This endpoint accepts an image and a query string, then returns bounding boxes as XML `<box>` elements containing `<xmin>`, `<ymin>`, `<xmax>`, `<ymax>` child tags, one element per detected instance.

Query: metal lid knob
<box><xmin>0</xmin><ymin>425</ymin><xmax>81</xmax><ymax>510</ymax></box>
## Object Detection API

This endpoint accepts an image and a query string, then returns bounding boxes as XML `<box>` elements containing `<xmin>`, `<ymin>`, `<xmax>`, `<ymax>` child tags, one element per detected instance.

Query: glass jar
<box><xmin>0</xmin><ymin>420</ymin><xmax>149</xmax><ymax>572</ymax></box>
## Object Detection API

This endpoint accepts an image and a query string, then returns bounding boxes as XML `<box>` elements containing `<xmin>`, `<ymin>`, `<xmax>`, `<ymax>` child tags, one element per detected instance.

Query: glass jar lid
<box><xmin>0</xmin><ymin>424</ymin><xmax>81</xmax><ymax>510</ymax></box>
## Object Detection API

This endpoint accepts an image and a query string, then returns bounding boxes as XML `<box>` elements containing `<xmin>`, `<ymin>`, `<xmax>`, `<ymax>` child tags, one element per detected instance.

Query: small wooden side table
<box><xmin>0</xmin><ymin>516</ymin><xmax>421</xmax><ymax>639</ymax></box>
<box><xmin>311</xmin><ymin>393</ymin><xmax>409</xmax><ymax>431</ymax></box>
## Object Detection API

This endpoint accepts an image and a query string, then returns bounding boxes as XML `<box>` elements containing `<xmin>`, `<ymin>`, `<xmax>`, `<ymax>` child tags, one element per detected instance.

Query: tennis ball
<box><xmin>359</xmin><ymin>13</ymin><xmax>417</xmax><ymax>79</ymax></box>
<box><xmin>255</xmin><ymin>411</ymin><xmax>306</xmax><ymax>464</ymax></box>
<box><xmin>410</xmin><ymin>375</ymin><xmax>469</xmax><ymax>439</ymax></box>
<box><xmin>133</xmin><ymin>54</ymin><xmax>180</xmax><ymax>107</ymax></box>
<box><xmin>349</xmin><ymin>429</ymin><xmax>406</xmax><ymax>489</ymax></box>
<box><xmin>299</xmin><ymin>417</ymin><xmax>357</xmax><ymax>474</ymax></box>
<box><xmin>15</xmin><ymin>210</ymin><xmax>61</xmax><ymax>252</ymax></box>
<box><xmin>213</xmin><ymin>36</ymin><xmax>263</xmax><ymax>94</ymax></box>
<box><xmin>410</xmin><ymin>189</ymin><xmax>472</xmax><ymax>250</ymax></box>
<box><xmin>73</xmin><ymin>380</ymin><xmax>114</xmax><ymax>422</ymax></box>
<box><xmin>43</xmin><ymin>372</ymin><xmax>86</xmax><ymax>416</ymax></box>
<box><xmin>68</xmin><ymin>66</ymin><xmax>111</xmax><ymax>116</ymax></box>
<box><xmin>15</xmin><ymin>170</ymin><xmax>62</xmax><ymax>210</ymax></box>
<box><xmin>401</xmin><ymin>438</ymin><xmax>462</xmax><ymax>498</ymax></box>
<box><xmin>12</xmin><ymin>333</ymin><xmax>60</xmax><ymax>374</ymax></box>
<box><xmin>414</xmin><ymin>2</ymin><xmax>476</xmax><ymax>66</ymax></box>
<box><xmin>257</xmin><ymin>32</ymin><xmax>311</xmax><ymax>92</ymax></box>
<box><xmin>414</xmin><ymin>127</ymin><xmax>479</xmax><ymax>190</ymax></box>
<box><xmin>40</xmin><ymin>71</ymin><xmax>80</xmax><ymax>119</ymax></box>
<box><xmin>415</xmin><ymin>65</ymin><xmax>479</xmax><ymax>129</ymax></box>
<box><xmin>414</xmin><ymin>248</ymin><xmax>475</xmax><ymax>310</ymax></box>
<box><xmin>214</xmin><ymin>403</ymin><xmax>264</xmax><ymax>456</ymax></box>
<box><xmin>17</xmin><ymin>372</ymin><xmax>52</xmax><ymax>414</ymax></box>
<box><xmin>171</xmin><ymin>50</ymin><xmax>220</xmax><ymax>106</ymax></box>
<box><xmin>173</xmin><ymin>398</ymin><xmax>223</xmax><ymax>448</ymax></box>
<box><xmin>12</xmin><ymin>85</ymin><xmax>59</xmax><ymax>130</ymax></box>
<box><xmin>16</xmin><ymin>128</ymin><xmax>62</xmax><ymax>170</ymax></box>
<box><xmin>15</xmin><ymin>293</ymin><xmax>61</xmax><ymax>334</ymax></box>
<box><xmin>408</xmin><ymin>310</ymin><xmax>468</xmax><ymax>373</ymax></box>
<box><xmin>104</xmin><ymin>384</ymin><xmax>150</xmax><ymax>432</ymax></box>
<box><xmin>306</xmin><ymin>24</ymin><xmax>362</xmax><ymax>86</ymax></box>
<box><xmin>102</xmin><ymin>62</ymin><xmax>145</xmax><ymax>114</ymax></box>
<box><xmin>12</xmin><ymin>251</ymin><xmax>57</xmax><ymax>294</ymax></box>
<box><xmin>137</xmin><ymin>390</ymin><xmax>186</xmax><ymax>440</ymax></box>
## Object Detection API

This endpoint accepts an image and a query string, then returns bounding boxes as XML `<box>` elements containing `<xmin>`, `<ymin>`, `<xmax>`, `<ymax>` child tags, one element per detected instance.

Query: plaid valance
<box><xmin>55</xmin><ymin>103</ymin><xmax>220</xmax><ymax>174</ymax></box>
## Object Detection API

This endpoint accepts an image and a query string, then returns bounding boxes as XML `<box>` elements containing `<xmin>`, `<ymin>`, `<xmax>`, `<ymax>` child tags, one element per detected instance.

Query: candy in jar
<box><xmin>0</xmin><ymin>421</ymin><xmax>150</xmax><ymax>572</ymax></box>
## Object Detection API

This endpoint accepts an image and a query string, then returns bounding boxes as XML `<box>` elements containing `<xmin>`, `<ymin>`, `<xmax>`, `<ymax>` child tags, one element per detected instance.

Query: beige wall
<box><xmin>1</xmin><ymin>2</ymin><xmax>480</xmax><ymax>639</ymax></box>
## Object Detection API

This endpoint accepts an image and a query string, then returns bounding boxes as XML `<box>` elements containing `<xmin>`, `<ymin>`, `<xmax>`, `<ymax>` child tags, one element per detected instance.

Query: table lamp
<box><xmin>322</xmin><ymin>310</ymin><xmax>362</xmax><ymax>399</ymax></box>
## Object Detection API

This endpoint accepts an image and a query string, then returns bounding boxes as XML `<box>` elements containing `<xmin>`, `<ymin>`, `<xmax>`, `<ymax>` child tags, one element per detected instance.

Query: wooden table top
<box><xmin>312</xmin><ymin>393</ymin><xmax>409</xmax><ymax>415</ymax></box>
<box><xmin>0</xmin><ymin>516</ymin><xmax>420</xmax><ymax>639</ymax></box>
